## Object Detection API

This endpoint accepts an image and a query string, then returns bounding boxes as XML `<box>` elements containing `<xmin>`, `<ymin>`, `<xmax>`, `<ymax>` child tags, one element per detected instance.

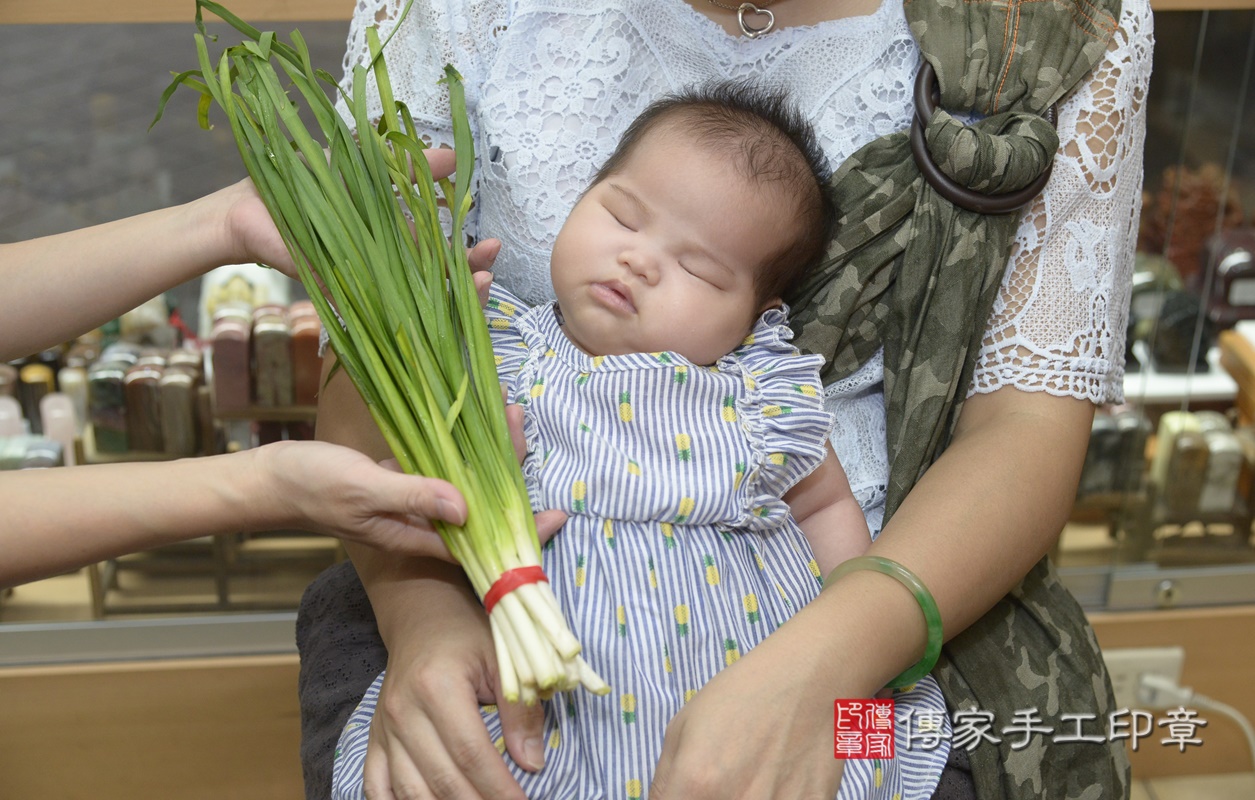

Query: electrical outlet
<box><xmin>1102</xmin><ymin>646</ymin><xmax>1184</xmax><ymax>709</ymax></box>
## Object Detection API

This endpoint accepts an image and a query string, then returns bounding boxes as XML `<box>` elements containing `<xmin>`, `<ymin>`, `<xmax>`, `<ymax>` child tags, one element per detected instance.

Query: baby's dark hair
<box><xmin>591</xmin><ymin>80</ymin><xmax>835</xmax><ymax>305</ymax></box>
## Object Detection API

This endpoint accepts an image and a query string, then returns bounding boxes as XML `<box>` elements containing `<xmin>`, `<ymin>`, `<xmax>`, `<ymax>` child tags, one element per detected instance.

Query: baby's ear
<box><xmin>758</xmin><ymin>297</ymin><xmax>784</xmax><ymax>315</ymax></box>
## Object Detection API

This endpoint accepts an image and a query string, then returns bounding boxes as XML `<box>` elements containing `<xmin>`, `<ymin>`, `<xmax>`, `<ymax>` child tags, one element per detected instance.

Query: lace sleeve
<box><xmin>337</xmin><ymin>0</ymin><xmax>510</xmax><ymax>240</ymax></box>
<box><xmin>969</xmin><ymin>0</ymin><xmax>1153</xmax><ymax>405</ymax></box>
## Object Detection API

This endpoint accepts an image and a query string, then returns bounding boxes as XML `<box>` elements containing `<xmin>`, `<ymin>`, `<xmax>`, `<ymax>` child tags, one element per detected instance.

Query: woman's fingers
<box><xmin>469</xmin><ymin>238</ymin><xmax>500</xmax><ymax>306</ymax></box>
<box><xmin>367</xmin><ymin>672</ymin><xmax>512</xmax><ymax>800</ymax></box>
<box><xmin>497</xmin><ymin>696</ymin><xmax>547</xmax><ymax>773</ymax></box>
<box><xmin>473</xmin><ymin>271</ymin><xmax>493</xmax><ymax>307</ymax></box>
<box><xmin>505</xmin><ymin>404</ymin><xmax>527</xmax><ymax>463</ymax></box>
<box><xmin>422</xmin><ymin>147</ymin><xmax>457</xmax><ymax>181</ymax></box>
<box><xmin>362</xmin><ymin>722</ymin><xmax>404</xmax><ymax>800</ymax></box>
<box><xmin>419</xmin><ymin>675</ymin><xmax>530</xmax><ymax>799</ymax></box>
<box><xmin>533</xmin><ymin>509</ymin><xmax>567</xmax><ymax>548</ymax></box>
<box><xmin>468</xmin><ymin>238</ymin><xmax>501</xmax><ymax>273</ymax></box>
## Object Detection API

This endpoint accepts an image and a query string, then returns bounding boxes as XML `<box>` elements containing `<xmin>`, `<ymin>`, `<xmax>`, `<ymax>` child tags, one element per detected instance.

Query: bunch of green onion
<box><xmin>157</xmin><ymin>0</ymin><xmax>608</xmax><ymax>704</ymax></box>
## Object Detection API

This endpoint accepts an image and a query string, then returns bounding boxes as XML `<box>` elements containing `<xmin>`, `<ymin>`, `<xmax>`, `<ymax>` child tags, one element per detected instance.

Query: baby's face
<box><xmin>550</xmin><ymin>127</ymin><xmax>796</xmax><ymax>366</ymax></box>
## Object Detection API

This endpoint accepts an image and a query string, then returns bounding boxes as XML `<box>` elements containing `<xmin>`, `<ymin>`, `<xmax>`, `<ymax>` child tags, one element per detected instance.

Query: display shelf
<box><xmin>78</xmin><ymin>425</ymin><xmax>180</xmax><ymax>465</ymax></box>
<box><xmin>212</xmin><ymin>405</ymin><xmax>318</xmax><ymax>423</ymax></box>
<box><xmin>1123</xmin><ymin>342</ymin><xmax>1238</xmax><ymax>406</ymax></box>
<box><xmin>1219</xmin><ymin>328</ymin><xmax>1255</xmax><ymax>424</ymax></box>
<box><xmin>87</xmin><ymin>533</ymin><xmax>343</xmax><ymax>619</ymax></box>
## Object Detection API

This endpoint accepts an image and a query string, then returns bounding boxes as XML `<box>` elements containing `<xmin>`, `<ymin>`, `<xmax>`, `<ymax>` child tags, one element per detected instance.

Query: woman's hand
<box><xmin>254</xmin><ymin>440</ymin><xmax>467</xmax><ymax>558</ymax></box>
<box><xmin>650</xmin><ymin>603</ymin><xmax>848</xmax><ymax>800</ymax></box>
<box><xmin>221</xmin><ymin>146</ymin><xmax>498</xmax><ymax>283</ymax></box>
<box><xmin>219</xmin><ymin>177</ymin><xmax>296</xmax><ymax>276</ymax></box>
<box><xmin>361</xmin><ymin>512</ymin><xmax>565</xmax><ymax>800</ymax></box>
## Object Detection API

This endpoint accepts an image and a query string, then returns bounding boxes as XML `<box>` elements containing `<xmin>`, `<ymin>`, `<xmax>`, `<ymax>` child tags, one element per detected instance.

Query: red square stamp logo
<box><xmin>834</xmin><ymin>698</ymin><xmax>895</xmax><ymax>759</ymax></box>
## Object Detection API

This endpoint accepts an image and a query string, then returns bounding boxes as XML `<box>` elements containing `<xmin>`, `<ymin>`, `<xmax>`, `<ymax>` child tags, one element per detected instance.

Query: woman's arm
<box><xmin>650</xmin><ymin>388</ymin><xmax>1095</xmax><ymax>799</ymax></box>
<box><xmin>0</xmin><ymin>148</ymin><xmax>467</xmax><ymax>363</ymax></box>
<box><xmin>0</xmin><ymin>178</ymin><xmax>290</xmax><ymax>362</ymax></box>
<box><xmin>0</xmin><ymin>439</ymin><xmax>470</xmax><ymax>589</ymax></box>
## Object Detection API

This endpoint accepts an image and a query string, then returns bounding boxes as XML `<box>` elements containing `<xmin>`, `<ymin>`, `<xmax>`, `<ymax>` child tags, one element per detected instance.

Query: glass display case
<box><xmin>1057</xmin><ymin>7</ymin><xmax>1255</xmax><ymax>614</ymax></box>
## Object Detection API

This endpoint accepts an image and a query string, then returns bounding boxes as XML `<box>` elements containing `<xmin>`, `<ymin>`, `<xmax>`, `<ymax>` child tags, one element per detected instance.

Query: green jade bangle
<box><xmin>823</xmin><ymin>555</ymin><xmax>943</xmax><ymax>689</ymax></box>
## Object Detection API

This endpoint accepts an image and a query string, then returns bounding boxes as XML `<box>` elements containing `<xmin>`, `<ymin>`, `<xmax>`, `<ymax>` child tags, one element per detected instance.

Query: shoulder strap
<box><xmin>789</xmin><ymin>4</ymin><xmax>1129</xmax><ymax>797</ymax></box>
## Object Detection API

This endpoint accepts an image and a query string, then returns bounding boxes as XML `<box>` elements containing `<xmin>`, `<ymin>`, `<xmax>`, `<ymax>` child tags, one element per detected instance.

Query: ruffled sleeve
<box><xmin>723</xmin><ymin>306</ymin><xmax>834</xmax><ymax>528</ymax></box>
<box><xmin>483</xmin><ymin>282</ymin><xmax>532</xmax><ymax>396</ymax></box>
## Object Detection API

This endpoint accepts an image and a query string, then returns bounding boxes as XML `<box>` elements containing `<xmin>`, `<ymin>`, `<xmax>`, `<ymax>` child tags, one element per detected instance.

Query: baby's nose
<box><xmin>620</xmin><ymin>248</ymin><xmax>660</xmax><ymax>283</ymax></box>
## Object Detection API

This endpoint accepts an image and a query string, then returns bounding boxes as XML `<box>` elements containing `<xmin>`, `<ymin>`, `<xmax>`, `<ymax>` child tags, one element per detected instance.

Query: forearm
<box><xmin>0</xmin><ymin>185</ymin><xmax>243</xmax><ymax>361</ymax></box>
<box><xmin>796</xmin><ymin>496</ymin><xmax>871</xmax><ymax>577</ymax></box>
<box><xmin>785</xmin><ymin>389</ymin><xmax>1095</xmax><ymax>696</ymax></box>
<box><xmin>0</xmin><ymin>449</ymin><xmax>282</xmax><ymax>588</ymax></box>
<box><xmin>316</xmin><ymin>351</ymin><xmax>478</xmax><ymax>646</ymax></box>
<box><xmin>788</xmin><ymin>445</ymin><xmax>872</xmax><ymax>576</ymax></box>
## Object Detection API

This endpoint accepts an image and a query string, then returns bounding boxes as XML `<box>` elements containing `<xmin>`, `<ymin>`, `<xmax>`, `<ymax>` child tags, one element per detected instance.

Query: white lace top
<box><xmin>336</xmin><ymin>0</ymin><xmax>1153</xmax><ymax>533</ymax></box>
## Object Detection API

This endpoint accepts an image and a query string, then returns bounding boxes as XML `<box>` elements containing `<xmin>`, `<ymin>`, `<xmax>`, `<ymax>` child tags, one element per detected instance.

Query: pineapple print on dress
<box><xmin>807</xmin><ymin>558</ymin><xmax>822</xmax><ymax>583</ymax></box>
<box><xmin>675</xmin><ymin>433</ymin><xmax>692</xmax><ymax>462</ymax></box>
<box><xmin>673</xmin><ymin>497</ymin><xmax>695</xmax><ymax>524</ymax></box>
<box><xmin>724</xmin><ymin>638</ymin><xmax>741</xmax><ymax>666</ymax></box>
<box><xmin>572</xmin><ymin>480</ymin><xmax>587</xmax><ymax>513</ymax></box>
<box><xmin>626</xmin><ymin>779</ymin><xmax>643</xmax><ymax>800</ymax></box>
<box><xmin>703</xmin><ymin>555</ymin><xmax>720</xmax><ymax>586</ymax></box>
<box><xmin>744</xmin><ymin>593</ymin><xmax>761</xmax><ymax>624</ymax></box>
<box><xmin>621</xmin><ymin>694</ymin><xmax>637</xmax><ymax>724</ymax></box>
<box><xmin>762</xmin><ymin>404</ymin><xmax>792</xmax><ymax>418</ymax></box>
<box><xmin>486</xmin><ymin>294</ymin><xmax>517</xmax><ymax>318</ymax></box>
<box><xmin>604</xmin><ymin>519</ymin><xmax>616</xmax><ymax>549</ymax></box>
<box><xmin>674</xmin><ymin>604</ymin><xmax>690</xmax><ymax>637</ymax></box>
<box><xmin>661</xmin><ymin>522</ymin><xmax>677</xmax><ymax>549</ymax></box>
<box><xmin>618</xmin><ymin>390</ymin><xmax>633</xmax><ymax>422</ymax></box>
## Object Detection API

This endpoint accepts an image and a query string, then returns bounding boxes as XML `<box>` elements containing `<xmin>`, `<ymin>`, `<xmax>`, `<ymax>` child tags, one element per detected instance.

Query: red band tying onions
<box><xmin>483</xmin><ymin>566</ymin><xmax>550</xmax><ymax>614</ymax></box>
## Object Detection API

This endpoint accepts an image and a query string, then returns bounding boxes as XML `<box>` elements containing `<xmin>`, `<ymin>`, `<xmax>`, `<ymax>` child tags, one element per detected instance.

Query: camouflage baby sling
<box><xmin>788</xmin><ymin>0</ymin><xmax>1131</xmax><ymax>797</ymax></box>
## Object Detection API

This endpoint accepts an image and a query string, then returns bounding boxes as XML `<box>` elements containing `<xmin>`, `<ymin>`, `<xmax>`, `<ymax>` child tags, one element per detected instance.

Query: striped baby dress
<box><xmin>331</xmin><ymin>284</ymin><xmax>952</xmax><ymax>799</ymax></box>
